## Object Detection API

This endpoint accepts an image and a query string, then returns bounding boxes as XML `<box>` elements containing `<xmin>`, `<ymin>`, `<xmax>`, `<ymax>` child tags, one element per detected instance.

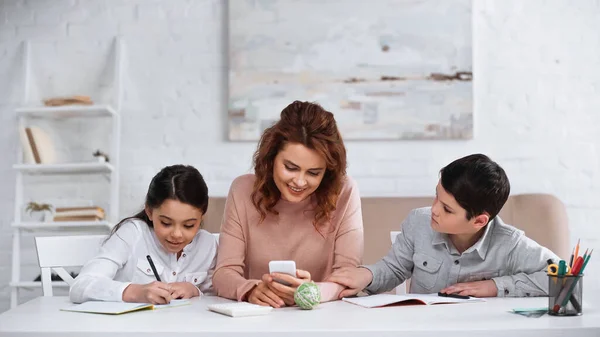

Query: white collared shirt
<box><xmin>70</xmin><ymin>219</ymin><xmax>217</xmax><ymax>303</ymax></box>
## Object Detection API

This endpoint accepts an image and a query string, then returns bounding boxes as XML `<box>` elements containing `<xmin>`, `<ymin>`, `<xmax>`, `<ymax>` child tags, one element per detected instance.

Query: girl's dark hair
<box><xmin>108</xmin><ymin>165</ymin><xmax>209</xmax><ymax>237</ymax></box>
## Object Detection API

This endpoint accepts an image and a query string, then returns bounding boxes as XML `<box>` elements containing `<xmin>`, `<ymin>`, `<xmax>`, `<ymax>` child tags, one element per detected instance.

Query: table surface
<box><xmin>0</xmin><ymin>295</ymin><xmax>599</xmax><ymax>337</ymax></box>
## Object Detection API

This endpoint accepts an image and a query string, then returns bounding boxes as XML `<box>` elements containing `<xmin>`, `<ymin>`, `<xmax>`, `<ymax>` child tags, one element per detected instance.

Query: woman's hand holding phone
<box><xmin>266</xmin><ymin>261</ymin><xmax>311</xmax><ymax>306</ymax></box>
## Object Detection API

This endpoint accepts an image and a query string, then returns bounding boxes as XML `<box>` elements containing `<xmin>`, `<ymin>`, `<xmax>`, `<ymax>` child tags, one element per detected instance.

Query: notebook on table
<box><xmin>154</xmin><ymin>299</ymin><xmax>191</xmax><ymax>310</ymax></box>
<box><xmin>207</xmin><ymin>302</ymin><xmax>273</xmax><ymax>317</ymax></box>
<box><xmin>61</xmin><ymin>299</ymin><xmax>191</xmax><ymax>315</ymax></box>
<box><xmin>342</xmin><ymin>293</ymin><xmax>485</xmax><ymax>308</ymax></box>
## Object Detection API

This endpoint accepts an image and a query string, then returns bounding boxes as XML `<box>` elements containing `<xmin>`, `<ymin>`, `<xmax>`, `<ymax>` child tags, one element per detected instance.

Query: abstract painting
<box><xmin>228</xmin><ymin>0</ymin><xmax>472</xmax><ymax>140</ymax></box>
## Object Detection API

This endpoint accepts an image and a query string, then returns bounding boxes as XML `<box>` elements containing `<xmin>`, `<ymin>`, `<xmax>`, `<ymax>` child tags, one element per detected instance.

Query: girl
<box><xmin>70</xmin><ymin>165</ymin><xmax>217</xmax><ymax>304</ymax></box>
<box><xmin>213</xmin><ymin>101</ymin><xmax>364</xmax><ymax>307</ymax></box>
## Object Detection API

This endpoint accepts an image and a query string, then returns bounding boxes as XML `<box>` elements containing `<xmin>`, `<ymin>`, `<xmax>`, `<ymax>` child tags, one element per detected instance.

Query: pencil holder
<box><xmin>548</xmin><ymin>274</ymin><xmax>583</xmax><ymax>316</ymax></box>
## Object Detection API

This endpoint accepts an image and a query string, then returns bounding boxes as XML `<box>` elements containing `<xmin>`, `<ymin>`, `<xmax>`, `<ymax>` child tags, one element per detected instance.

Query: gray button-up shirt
<box><xmin>365</xmin><ymin>207</ymin><xmax>559</xmax><ymax>297</ymax></box>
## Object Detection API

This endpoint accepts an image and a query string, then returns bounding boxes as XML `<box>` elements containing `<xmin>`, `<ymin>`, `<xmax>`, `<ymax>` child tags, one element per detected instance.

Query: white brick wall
<box><xmin>1</xmin><ymin>0</ymin><xmax>599</xmax><ymax>312</ymax></box>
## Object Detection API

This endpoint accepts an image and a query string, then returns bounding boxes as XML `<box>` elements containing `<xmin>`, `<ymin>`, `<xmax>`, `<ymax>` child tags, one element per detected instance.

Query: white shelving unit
<box><xmin>12</xmin><ymin>220</ymin><xmax>113</xmax><ymax>230</ymax></box>
<box><xmin>13</xmin><ymin>162</ymin><xmax>115</xmax><ymax>175</ymax></box>
<box><xmin>16</xmin><ymin>104</ymin><xmax>118</xmax><ymax>118</ymax></box>
<box><xmin>9</xmin><ymin>281</ymin><xmax>69</xmax><ymax>288</ymax></box>
<box><xmin>10</xmin><ymin>38</ymin><xmax>124</xmax><ymax>308</ymax></box>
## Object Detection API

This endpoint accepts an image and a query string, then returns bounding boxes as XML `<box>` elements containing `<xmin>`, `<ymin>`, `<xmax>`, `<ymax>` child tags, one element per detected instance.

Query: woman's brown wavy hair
<box><xmin>251</xmin><ymin>101</ymin><xmax>347</xmax><ymax>229</ymax></box>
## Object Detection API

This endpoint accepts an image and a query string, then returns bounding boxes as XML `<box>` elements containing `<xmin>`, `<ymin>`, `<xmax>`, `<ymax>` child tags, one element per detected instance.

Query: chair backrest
<box><xmin>390</xmin><ymin>231</ymin><xmax>401</xmax><ymax>244</ymax></box>
<box><xmin>497</xmin><ymin>194</ymin><xmax>570</xmax><ymax>259</ymax></box>
<box><xmin>390</xmin><ymin>231</ymin><xmax>409</xmax><ymax>294</ymax></box>
<box><xmin>203</xmin><ymin>194</ymin><xmax>570</xmax><ymax>263</ymax></box>
<box><xmin>35</xmin><ymin>235</ymin><xmax>106</xmax><ymax>296</ymax></box>
<box><xmin>361</xmin><ymin>194</ymin><xmax>570</xmax><ymax>263</ymax></box>
<box><xmin>204</xmin><ymin>198</ymin><xmax>226</xmax><ymax>232</ymax></box>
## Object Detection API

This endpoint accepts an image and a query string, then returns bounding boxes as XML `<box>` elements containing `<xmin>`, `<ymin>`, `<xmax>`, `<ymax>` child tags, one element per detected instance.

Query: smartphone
<box><xmin>268</xmin><ymin>260</ymin><xmax>296</xmax><ymax>286</ymax></box>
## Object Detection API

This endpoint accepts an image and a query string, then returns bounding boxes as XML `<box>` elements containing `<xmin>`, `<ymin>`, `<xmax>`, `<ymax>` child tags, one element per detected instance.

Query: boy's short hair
<box><xmin>440</xmin><ymin>154</ymin><xmax>510</xmax><ymax>220</ymax></box>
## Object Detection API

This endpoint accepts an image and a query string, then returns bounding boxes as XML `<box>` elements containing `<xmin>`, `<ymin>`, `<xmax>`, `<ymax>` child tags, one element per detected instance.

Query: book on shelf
<box><xmin>53</xmin><ymin>215</ymin><xmax>103</xmax><ymax>222</ymax></box>
<box><xmin>55</xmin><ymin>206</ymin><xmax>104</xmax><ymax>213</ymax></box>
<box><xmin>25</xmin><ymin>128</ymin><xmax>41</xmax><ymax>163</ymax></box>
<box><xmin>54</xmin><ymin>208</ymin><xmax>105</xmax><ymax>218</ymax></box>
<box><xmin>18</xmin><ymin>126</ymin><xmax>57</xmax><ymax>164</ymax></box>
<box><xmin>18</xmin><ymin>127</ymin><xmax>36</xmax><ymax>164</ymax></box>
<box><xmin>44</xmin><ymin>95</ymin><xmax>93</xmax><ymax>107</ymax></box>
<box><xmin>53</xmin><ymin>206</ymin><xmax>105</xmax><ymax>222</ymax></box>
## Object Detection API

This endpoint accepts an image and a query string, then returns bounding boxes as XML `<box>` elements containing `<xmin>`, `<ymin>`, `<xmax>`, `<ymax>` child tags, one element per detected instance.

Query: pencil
<box><xmin>584</xmin><ymin>249</ymin><xmax>594</xmax><ymax>270</ymax></box>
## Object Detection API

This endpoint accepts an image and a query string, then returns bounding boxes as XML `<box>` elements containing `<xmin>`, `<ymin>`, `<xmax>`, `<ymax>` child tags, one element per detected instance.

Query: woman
<box><xmin>213</xmin><ymin>101</ymin><xmax>363</xmax><ymax>307</ymax></box>
<box><xmin>70</xmin><ymin>165</ymin><xmax>217</xmax><ymax>304</ymax></box>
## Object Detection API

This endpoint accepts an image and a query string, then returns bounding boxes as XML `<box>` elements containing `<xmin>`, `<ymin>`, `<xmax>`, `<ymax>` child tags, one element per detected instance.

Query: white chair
<box><xmin>390</xmin><ymin>231</ymin><xmax>409</xmax><ymax>295</ymax></box>
<box><xmin>390</xmin><ymin>231</ymin><xmax>401</xmax><ymax>244</ymax></box>
<box><xmin>34</xmin><ymin>235</ymin><xmax>106</xmax><ymax>296</ymax></box>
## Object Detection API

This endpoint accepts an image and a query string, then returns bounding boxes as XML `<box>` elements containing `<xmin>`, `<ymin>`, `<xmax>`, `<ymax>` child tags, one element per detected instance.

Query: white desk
<box><xmin>0</xmin><ymin>296</ymin><xmax>598</xmax><ymax>337</ymax></box>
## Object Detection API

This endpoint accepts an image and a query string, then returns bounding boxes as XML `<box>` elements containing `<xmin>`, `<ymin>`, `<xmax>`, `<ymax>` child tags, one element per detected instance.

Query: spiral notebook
<box><xmin>61</xmin><ymin>299</ymin><xmax>191</xmax><ymax>315</ymax></box>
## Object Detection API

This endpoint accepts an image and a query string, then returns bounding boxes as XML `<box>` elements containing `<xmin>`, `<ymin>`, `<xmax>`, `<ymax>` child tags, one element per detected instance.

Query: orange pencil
<box><xmin>574</xmin><ymin>239</ymin><xmax>581</xmax><ymax>260</ymax></box>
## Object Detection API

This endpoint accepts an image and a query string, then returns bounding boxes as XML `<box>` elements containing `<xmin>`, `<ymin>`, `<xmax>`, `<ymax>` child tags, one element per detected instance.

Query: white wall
<box><xmin>0</xmin><ymin>0</ymin><xmax>599</xmax><ymax>311</ymax></box>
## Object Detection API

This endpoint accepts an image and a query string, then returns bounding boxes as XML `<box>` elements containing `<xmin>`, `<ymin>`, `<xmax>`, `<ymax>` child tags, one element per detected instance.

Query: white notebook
<box><xmin>342</xmin><ymin>293</ymin><xmax>485</xmax><ymax>308</ymax></box>
<box><xmin>154</xmin><ymin>299</ymin><xmax>191</xmax><ymax>310</ymax></box>
<box><xmin>207</xmin><ymin>302</ymin><xmax>273</xmax><ymax>317</ymax></box>
<box><xmin>61</xmin><ymin>299</ymin><xmax>191</xmax><ymax>315</ymax></box>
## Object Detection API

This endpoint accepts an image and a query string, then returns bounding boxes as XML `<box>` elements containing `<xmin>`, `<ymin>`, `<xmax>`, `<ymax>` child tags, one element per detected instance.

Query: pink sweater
<box><xmin>213</xmin><ymin>174</ymin><xmax>364</xmax><ymax>301</ymax></box>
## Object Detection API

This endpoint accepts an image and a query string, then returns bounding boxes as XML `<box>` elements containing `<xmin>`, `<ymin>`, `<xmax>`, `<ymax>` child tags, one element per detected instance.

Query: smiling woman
<box><xmin>69</xmin><ymin>165</ymin><xmax>218</xmax><ymax>305</ymax></box>
<box><xmin>213</xmin><ymin>101</ymin><xmax>364</xmax><ymax>308</ymax></box>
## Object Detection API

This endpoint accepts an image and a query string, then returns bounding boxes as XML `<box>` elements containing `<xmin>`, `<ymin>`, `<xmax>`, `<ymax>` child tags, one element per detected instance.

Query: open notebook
<box><xmin>61</xmin><ymin>299</ymin><xmax>191</xmax><ymax>315</ymax></box>
<box><xmin>342</xmin><ymin>293</ymin><xmax>485</xmax><ymax>308</ymax></box>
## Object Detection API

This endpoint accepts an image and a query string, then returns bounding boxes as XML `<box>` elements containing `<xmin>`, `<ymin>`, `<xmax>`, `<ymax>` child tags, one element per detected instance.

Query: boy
<box><xmin>329</xmin><ymin>154</ymin><xmax>559</xmax><ymax>298</ymax></box>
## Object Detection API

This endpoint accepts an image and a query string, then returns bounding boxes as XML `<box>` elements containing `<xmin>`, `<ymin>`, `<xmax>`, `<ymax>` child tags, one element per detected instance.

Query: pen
<box><xmin>569</xmin><ymin>247</ymin><xmax>574</xmax><ymax>268</ymax></box>
<box><xmin>438</xmin><ymin>292</ymin><xmax>470</xmax><ymax>300</ymax></box>
<box><xmin>146</xmin><ymin>255</ymin><xmax>161</xmax><ymax>282</ymax></box>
